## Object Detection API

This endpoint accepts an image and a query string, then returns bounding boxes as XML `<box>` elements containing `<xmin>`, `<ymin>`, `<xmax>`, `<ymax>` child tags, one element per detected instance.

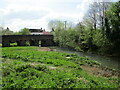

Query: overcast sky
<box><xmin>0</xmin><ymin>0</ymin><xmax>118</xmax><ymax>32</ymax></box>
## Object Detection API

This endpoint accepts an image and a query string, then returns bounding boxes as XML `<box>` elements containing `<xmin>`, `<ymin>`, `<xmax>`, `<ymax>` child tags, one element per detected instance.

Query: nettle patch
<box><xmin>1</xmin><ymin>47</ymin><xmax>119</xmax><ymax>88</ymax></box>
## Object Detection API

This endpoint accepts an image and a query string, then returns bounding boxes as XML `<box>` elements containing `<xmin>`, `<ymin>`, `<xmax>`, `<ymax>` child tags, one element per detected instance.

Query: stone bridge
<box><xmin>1</xmin><ymin>35</ymin><xmax>54</xmax><ymax>47</ymax></box>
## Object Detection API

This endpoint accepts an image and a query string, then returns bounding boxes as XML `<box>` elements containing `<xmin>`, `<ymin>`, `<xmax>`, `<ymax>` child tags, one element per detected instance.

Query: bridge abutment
<box><xmin>34</xmin><ymin>40</ymin><xmax>39</xmax><ymax>46</ymax></box>
<box><xmin>17</xmin><ymin>40</ymin><xmax>26</xmax><ymax>46</ymax></box>
<box><xmin>41</xmin><ymin>39</ymin><xmax>54</xmax><ymax>47</ymax></box>
<box><xmin>30</xmin><ymin>40</ymin><xmax>39</xmax><ymax>46</ymax></box>
<box><xmin>41</xmin><ymin>40</ymin><xmax>46</xmax><ymax>47</ymax></box>
<box><xmin>2</xmin><ymin>41</ymin><xmax>10</xmax><ymax>47</ymax></box>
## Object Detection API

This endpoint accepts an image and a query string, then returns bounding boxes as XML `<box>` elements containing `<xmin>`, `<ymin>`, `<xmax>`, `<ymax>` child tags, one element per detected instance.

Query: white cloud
<box><xmin>3</xmin><ymin>0</ymin><xmax>83</xmax><ymax>3</ymax></box>
<box><xmin>76</xmin><ymin>0</ymin><xmax>93</xmax><ymax>11</ymax></box>
<box><xmin>5</xmin><ymin>18</ymin><xmax>48</xmax><ymax>31</ymax></box>
<box><xmin>2</xmin><ymin>4</ymin><xmax>53</xmax><ymax>16</ymax></box>
<box><xmin>1</xmin><ymin>4</ymin><xmax>53</xmax><ymax>31</ymax></box>
<box><xmin>2</xmin><ymin>4</ymin><xmax>85</xmax><ymax>31</ymax></box>
<box><xmin>4</xmin><ymin>11</ymin><xmax>84</xmax><ymax>31</ymax></box>
<box><xmin>0</xmin><ymin>0</ymin><xmax>97</xmax><ymax>32</ymax></box>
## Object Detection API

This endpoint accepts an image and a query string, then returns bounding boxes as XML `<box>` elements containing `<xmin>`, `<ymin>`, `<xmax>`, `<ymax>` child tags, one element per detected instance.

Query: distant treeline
<box><xmin>48</xmin><ymin>1</ymin><xmax>120</xmax><ymax>55</ymax></box>
<box><xmin>0</xmin><ymin>27</ymin><xmax>30</xmax><ymax>35</ymax></box>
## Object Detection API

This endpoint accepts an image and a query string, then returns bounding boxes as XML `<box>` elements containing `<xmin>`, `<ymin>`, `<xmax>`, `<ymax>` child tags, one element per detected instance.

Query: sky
<box><xmin>0</xmin><ymin>0</ymin><xmax>118</xmax><ymax>32</ymax></box>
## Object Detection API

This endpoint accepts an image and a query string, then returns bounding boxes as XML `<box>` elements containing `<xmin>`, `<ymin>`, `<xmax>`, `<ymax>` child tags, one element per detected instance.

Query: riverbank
<box><xmin>34</xmin><ymin>47</ymin><xmax>120</xmax><ymax>78</ymax></box>
<box><xmin>40</xmin><ymin>47</ymin><xmax>120</xmax><ymax>77</ymax></box>
<box><xmin>50</xmin><ymin>46</ymin><xmax>120</xmax><ymax>70</ymax></box>
<box><xmin>1</xmin><ymin>46</ymin><xmax>119</xmax><ymax>88</ymax></box>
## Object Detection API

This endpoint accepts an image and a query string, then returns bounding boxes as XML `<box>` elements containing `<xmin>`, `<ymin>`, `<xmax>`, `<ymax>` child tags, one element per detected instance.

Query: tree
<box><xmin>18</xmin><ymin>28</ymin><xmax>30</xmax><ymax>35</ymax></box>
<box><xmin>48</xmin><ymin>20</ymin><xmax>64</xmax><ymax>31</ymax></box>
<box><xmin>47</xmin><ymin>1</ymin><xmax>119</xmax><ymax>55</ymax></box>
<box><xmin>0</xmin><ymin>27</ymin><xmax>14</xmax><ymax>35</ymax></box>
<box><xmin>105</xmin><ymin>1</ymin><xmax>120</xmax><ymax>53</ymax></box>
<box><xmin>82</xmin><ymin>1</ymin><xmax>112</xmax><ymax>53</ymax></box>
<box><xmin>81</xmin><ymin>18</ymin><xmax>95</xmax><ymax>51</ymax></box>
<box><xmin>0</xmin><ymin>26</ymin><xmax>3</xmax><ymax>35</ymax></box>
<box><xmin>86</xmin><ymin>1</ymin><xmax>111</xmax><ymax>30</ymax></box>
<box><xmin>48</xmin><ymin>20</ymin><xmax>64</xmax><ymax>44</ymax></box>
<box><xmin>48</xmin><ymin>20</ymin><xmax>74</xmax><ymax>31</ymax></box>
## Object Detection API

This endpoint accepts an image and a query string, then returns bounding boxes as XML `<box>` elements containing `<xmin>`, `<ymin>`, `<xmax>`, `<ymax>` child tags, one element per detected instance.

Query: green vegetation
<box><xmin>17</xmin><ymin>28</ymin><xmax>30</xmax><ymax>35</ymax></box>
<box><xmin>49</xmin><ymin>1</ymin><xmax>120</xmax><ymax>55</ymax></box>
<box><xmin>0</xmin><ymin>27</ymin><xmax>15</xmax><ymax>35</ymax></box>
<box><xmin>10</xmin><ymin>43</ymin><xmax>17</xmax><ymax>46</ymax></box>
<box><xmin>0</xmin><ymin>27</ymin><xmax>30</xmax><ymax>35</ymax></box>
<box><xmin>1</xmin><ymin>47</ymin><xmax>119</xmax><ymax>88</ymax></box>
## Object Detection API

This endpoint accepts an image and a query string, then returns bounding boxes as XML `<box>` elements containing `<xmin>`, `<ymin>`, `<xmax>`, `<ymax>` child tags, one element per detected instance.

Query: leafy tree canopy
<box><xmin>18</xmin><ymin>28</ymin><xmax>30</xmax><ymax>35</ymax></box>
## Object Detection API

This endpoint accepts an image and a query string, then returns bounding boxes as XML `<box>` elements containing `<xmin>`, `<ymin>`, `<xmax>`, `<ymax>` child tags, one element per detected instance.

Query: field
<box><xmin>1</xmin><ymin>46</ymin><xmax>119</xmax><ymax>88</ymax></box>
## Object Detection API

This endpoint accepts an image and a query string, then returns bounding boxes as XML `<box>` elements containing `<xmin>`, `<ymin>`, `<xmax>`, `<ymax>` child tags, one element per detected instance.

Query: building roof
<box><xmin>30</xmin><ymin>31</ymin><xmax>50</xmax><ymax>35</ymax></box>
<box><xmin>29</xmin><ymin>28</ymin><xmax>50</xmax><ymax>35</ymax></box>
<box><xmin>29</xmin><ymin>29</ymin><xmax>43</xmax><ymax>32</ymax></box>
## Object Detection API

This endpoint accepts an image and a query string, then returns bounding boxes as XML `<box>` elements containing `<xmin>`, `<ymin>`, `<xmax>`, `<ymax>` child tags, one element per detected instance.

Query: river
<box><xmin>50</xmin><ymin>47</ymin><xmax>120</xmax><ymax>70</ymax></box>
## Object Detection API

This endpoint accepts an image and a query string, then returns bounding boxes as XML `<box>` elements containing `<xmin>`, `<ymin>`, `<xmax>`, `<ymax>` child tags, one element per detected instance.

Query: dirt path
<box><xmin>81</xmin><ymin>65</ymin><xmax>119</xmax><ymax>78</ymax></box>
<box><xmin>38</xmin><ymin>47</ymin><xmax>53</xmax><ymax>51</ymax></box>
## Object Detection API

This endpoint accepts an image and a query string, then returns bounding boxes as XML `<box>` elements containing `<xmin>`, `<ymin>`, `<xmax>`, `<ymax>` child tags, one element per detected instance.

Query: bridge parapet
<box><xmin>1</xmin><ymin>35</ymin><xmax>54</xmax><ymax>47</ymax></box>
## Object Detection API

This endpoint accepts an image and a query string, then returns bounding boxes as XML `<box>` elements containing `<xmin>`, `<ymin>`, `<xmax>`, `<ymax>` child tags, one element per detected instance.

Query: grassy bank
<box><xmin>1</xmin><ymin>46</ymin><xmax>119</xmax><ymax>88</ymax></box>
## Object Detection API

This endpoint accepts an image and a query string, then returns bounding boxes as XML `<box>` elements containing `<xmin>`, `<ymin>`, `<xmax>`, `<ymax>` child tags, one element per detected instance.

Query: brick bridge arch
<box><xmin>1</xmin><ymin>35</ymin><xmax>55</xmax><ymax>47</ymax></box>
